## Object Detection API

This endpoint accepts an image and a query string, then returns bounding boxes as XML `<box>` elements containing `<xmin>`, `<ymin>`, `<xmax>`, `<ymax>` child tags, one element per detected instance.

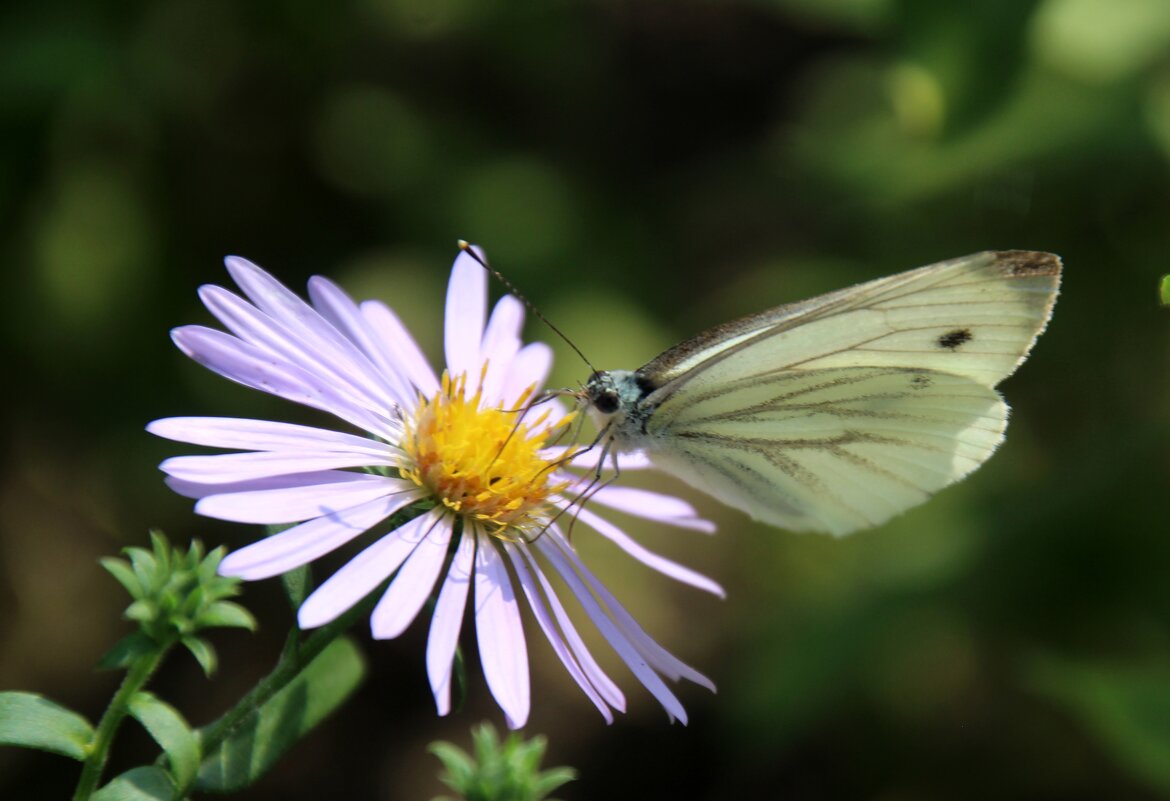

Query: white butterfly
<box><xmin>582</xmin><ymin>250</ymin><xmax>1061</xmax><ymax>536</ymax></box>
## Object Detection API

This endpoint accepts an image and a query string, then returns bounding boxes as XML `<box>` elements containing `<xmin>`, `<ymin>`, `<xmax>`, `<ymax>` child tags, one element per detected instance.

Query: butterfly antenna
<box><xmin>458</xmin><ymin>240</ymin><xmax>598</xmax><ymax>374</ymax></box>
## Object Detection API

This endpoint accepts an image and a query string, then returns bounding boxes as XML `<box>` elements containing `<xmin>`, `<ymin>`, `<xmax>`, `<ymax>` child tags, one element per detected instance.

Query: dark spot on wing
<box><xmin>937</xmin><ymin>328</ymin><xmax>973</xmax><ymax>350</ymax></box>
<box><xmin>994</xmin><ymin>250</ymin><xmax>1062</xmax><ymax>277</ymax></box>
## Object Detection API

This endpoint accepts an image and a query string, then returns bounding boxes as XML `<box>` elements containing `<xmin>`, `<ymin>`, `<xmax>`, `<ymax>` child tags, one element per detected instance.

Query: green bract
<box><xmin>99</xmin><ymin>531</ymin><xmax>256</xmax><ymax>676</ymax></box>
<box><xmin>430</xmin><ymin>723</ymin><xmax>575</xmax><ymax>801</ymax></box>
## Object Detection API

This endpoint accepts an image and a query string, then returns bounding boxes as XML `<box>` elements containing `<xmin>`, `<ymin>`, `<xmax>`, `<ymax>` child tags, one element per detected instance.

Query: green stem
<box><xmin>197</xmin><ymin>578</ymin><xmax>386</xmax><ymax>753</ymax></box>
<box><xmin>73</xmin><ymin>646</ymin><xmax>167</xmax><ymax>800</ymax></box>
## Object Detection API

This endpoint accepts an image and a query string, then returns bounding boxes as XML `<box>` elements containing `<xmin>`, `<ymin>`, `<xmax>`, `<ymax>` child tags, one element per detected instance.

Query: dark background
<box><xmin>4</xmin><ymin>0</ymin><xmax>1170</xmax><ymax>798</ymax></box>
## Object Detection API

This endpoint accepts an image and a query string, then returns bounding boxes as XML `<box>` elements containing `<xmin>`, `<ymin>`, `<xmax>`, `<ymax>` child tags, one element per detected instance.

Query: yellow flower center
<box><xmin>399</xmin><ymin>370</ymin><xmax>575</xmax><ymax>540</ymax></box>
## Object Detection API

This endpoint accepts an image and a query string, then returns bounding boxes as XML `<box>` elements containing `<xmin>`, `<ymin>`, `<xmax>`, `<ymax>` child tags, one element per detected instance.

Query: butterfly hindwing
<box><xmin>645</xmin><ymin>366</ymin><xmax>1009</xmax><ymax>535</ymax></box>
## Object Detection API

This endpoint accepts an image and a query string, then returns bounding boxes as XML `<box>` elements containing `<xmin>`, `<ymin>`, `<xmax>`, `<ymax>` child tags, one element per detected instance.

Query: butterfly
<box><xmin>581</xmin><ymin>250</ymin><xmax>1061</xmax><ymax>536</ymax></box>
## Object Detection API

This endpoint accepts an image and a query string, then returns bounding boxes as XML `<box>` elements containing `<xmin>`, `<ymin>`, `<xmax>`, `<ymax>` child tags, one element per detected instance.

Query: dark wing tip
<box><xmin>992</xmin><ymin>250</ymin><xmax>1062</xmax><ymax>278</ymax></box>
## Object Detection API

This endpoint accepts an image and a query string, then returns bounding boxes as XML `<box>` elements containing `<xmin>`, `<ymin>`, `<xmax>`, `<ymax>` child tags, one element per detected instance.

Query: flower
<box><xmin>148</xmin><ymin>246</ymin><xmax>721</xmax><ymax>728</ymax></box>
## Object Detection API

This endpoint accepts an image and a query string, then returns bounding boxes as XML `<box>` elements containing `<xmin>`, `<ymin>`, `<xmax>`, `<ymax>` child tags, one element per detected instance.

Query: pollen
<box><xmin>399</xmin><ymin>369</ymin><xmax>575</xmax><ymax>539</ymax></box>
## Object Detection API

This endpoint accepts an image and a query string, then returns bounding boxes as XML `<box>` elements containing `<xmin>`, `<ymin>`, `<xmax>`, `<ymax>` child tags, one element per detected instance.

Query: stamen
<box><xmin>398</xmin><ymin>370</ymin><xmax>577</xmax><ymax>539</ymax></box>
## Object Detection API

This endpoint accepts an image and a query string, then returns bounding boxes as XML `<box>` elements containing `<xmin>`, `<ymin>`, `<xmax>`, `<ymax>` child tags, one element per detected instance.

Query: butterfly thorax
<box><xmin>582</xmin><ymin>370</ymin><xmax>659</xmax><ymax>450</ymax></box>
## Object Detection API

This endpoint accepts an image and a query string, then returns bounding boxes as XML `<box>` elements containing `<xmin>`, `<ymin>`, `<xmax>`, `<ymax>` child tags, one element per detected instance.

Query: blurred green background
<box><xmin>3</xmin><ymin>0</ymin><xmax>1170</xmax><ymax>798</ymax></box>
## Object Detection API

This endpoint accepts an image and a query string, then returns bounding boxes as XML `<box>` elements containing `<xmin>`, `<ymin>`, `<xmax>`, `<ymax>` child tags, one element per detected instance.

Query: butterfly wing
<box><xmin>640</xmin><ymin>250</ymin><xmax>1061</xmax><ymax>394</ymax></box>
<box><xmin>645</xmin><ymin>366</ymin><xmax>1008</xmax><ymax>535</ymax></box>
<box><xmin>631</xmin><ymin>251</ymin><xmax>1060</xmax><ymax>535</ymax></box>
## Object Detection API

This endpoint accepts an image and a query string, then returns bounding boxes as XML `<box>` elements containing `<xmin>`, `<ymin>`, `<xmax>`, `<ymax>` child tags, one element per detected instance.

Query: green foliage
<box><xmin>1028</xmin><ymin>654</ymin><xmax>1170</xmax><ymax>792</ymax></box>
<box><xmin>99</xmin><ymin>531</ymin><xmax>256</xmax><ymax>676</ymax></box>
<box><xmin>0</xmin><ymin>692</ymin><xmax>94</xmax><ymax>760</ymax></box>
<box><xmin>127</xmin><ymin>693</ymin><xmax>200</xmax><ymax>790</ymax></box>
<box><xmin>91</xmin><ymin>767</ymin><xmax>176</xmax><ymax>801</ymax></box>
<box><xmin>430</xmin><ymin>723</ymin><xmax>575</xmax><ymax>801</ymax></box>
<box><xmin>194</xmin><ymin>637</ymin><xmax>366</xmax><ymax>793</ymax></box>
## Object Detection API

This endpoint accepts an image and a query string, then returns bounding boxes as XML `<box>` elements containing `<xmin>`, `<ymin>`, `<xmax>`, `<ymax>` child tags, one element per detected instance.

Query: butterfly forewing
<box><xmin>640</xmin><ymin>251</ymin><xmax>1061</xmax><ymax>396</ymax></box>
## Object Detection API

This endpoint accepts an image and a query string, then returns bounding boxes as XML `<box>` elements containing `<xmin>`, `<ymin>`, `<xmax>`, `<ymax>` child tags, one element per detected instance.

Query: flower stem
<box><xmin>197</xmin><ymin>577</ymin><xmax>387</xmax><ymax>754</ymax></box>
<box><xmin>73</xmin><ymin>647</ymin><xmax>167</xmax><ymax>800</ymax></box>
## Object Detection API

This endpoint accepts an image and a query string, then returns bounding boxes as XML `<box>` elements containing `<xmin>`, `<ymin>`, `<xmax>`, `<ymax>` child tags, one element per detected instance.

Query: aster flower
<box><xmin>148</xmin><ymin>246</ymin><xmax>721</xmax><ymax>728</ymax></box>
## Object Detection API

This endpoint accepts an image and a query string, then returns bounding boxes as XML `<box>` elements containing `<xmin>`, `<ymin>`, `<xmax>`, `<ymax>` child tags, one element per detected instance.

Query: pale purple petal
<box><xmin>297</xmin><ymin>510</ymin><xmax>443</xmax><ymax>628</ymax></box>
<box><xmin>535</xmin><ymin>531</ymin><xmax>689</xmax><ymax>724</ymax></box>
<box><xmin>498</xmin><ymin>342</ymin><xmax>552</xmax><ymax>405</ymax></box>
<box><xmin>444</xmin><ymin>247</ymin><xmax>488</xmax><ymax>381</ymax></box>
<box><xmin>504</xmin><ymin>543</ymin><xmax>616</xmax><ymax>723</ymax></box>
<box><xmin>427</xmin><ymin>530</ymin><xmax>476</xmax><ymax>715</ymax></box>
<box><xmin>569</xmin><ymin>505</ymin><xmax>724</xmax><ymax>597</ymax></box>
<box><xmin>306</xmin><ymin>276</ymin><xmax>417</xmax><ymax>407</ymax></box>
<box><xmin>148</xmin><ymin>417</ymin><xmax>394</xmax><ymax>456</ymax></box>
<box><xmin>171</xmin><ymin>326</ymin><xmax>395</xmax><ymax>439</ymax></box>
<box><xmin>360</xmin><ymin>300</ymin><xmax>440</xmax><ymax>397</ymax></box>
<box><xmin>198</xmin><ymin>283</ymin><xmax>397</xmax><ymax>418</ymax></box>
<box><xmin>165</xmin><ymin>470</ymin><xmax>376</xmax><ymax>499</ymax></box>
<box><xmin>161</xmin><ymin>450</ymin><xmax>398</xmax><ymax>485</ymax></box>
<box><xmin>478</xmin><ymin>295</ymin><xmax>524</xmax><ymax>401</ymax></box>
<box><xmin>513</xmin><ymin>545</ymin><xmax>625</xmax><ymax>712</ymax></box>
<box><xmin>551</xmin><ymin>447</ymin><xmax>655</xmax><ymax>472</ymax></box>
<box><xmin>547</xmin><ymin>531</ymin><xmax>715</xmax><ymax>691</ymax></box>
<box><xmin>371</xmin><ymin>516</ymin><xmax>454</xmax><ymax>639</ymax></box>
<box><xmin>474</xmin><ymin>534</ymin><xmax>529</xmax><ymax>729</ymax></box>
<box><xmin>580</xmin><ymin>485</ymin><xmax>716</xmax><ymax>534</ymax></box>
<box><xmin>196</xmin><ymin>474</ymin><xmax>414</xmax><ymax>524</ymax></box>
<box><xmin>225</xmin><ymin>256</ymin><xmax>377</xmax><ymax>367</ymax></box>
<box><xmin>219</xmin><ymin>492</ymin><xmax>422</xmax><ymax>581</ymax></box>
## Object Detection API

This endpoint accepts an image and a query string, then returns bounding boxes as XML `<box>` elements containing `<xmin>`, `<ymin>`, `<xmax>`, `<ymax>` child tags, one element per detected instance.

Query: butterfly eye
<box><xmin>593</xmin><ymin>390</ymin><xmax>620</xmax><ymax>415</ymax></box>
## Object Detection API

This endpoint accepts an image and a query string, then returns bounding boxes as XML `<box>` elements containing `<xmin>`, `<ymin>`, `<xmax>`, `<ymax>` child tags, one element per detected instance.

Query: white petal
<box><xmin>474</xmin><ymin>533</ymin><xmax>529</xmax><ymax>729</ymax></box>
<box><xmin>361</xmin><ymin>301</ymin><xmax>440</xmax><ymax>397</ymax></box>
<box><xmin>307</xmin><ymin>276</ymin><xmax>417</xmax><ymax>407</ymax></box>
<box><xmin>444</xmin><ymin>248</ymin><xmax>488</xmax><ymax>382</ymax></box>
<box><xmin>504</xmin><ymin>543</ymin><xmax>616</xmax><ymax>723</ymax></box>
<box><xmin>547</xmin><ymin>531</ymin><xmax>715</xmax><ymax>692</ymax></box>
<box><xmin>161</xmin><ymin>450</ymin><xmax>397</xmax><ymax>485</ymax></box>
<box><xmin>586</xmin><ymin>485</ymin><xmax>716</xmax><ymax>533</ymax></box>
<box><xmin>569</xmin><ymin>505</ymin><xmax>724</xmax><ymax>597</ymax></box>
<box><xmin>148</xmin><ymin>416</ymin><xmax>393</xmax><ymax>455</ymax></box>
<box><xmin>219</xmin><ymin>491</ymin><xmax>421</xmax><ymax>581</ymax></box>
<box><xmin>535</xmin><ymin>532</ymin><xmax>689</xmax><ymax>724</ymax></box>
<box><xmin>370</xmin><ymin>515</ymin><xmax>454</xmax><ymax>639</ymax></box>
<box><xmin>197</xmin><ymin>474</ymin><xmax>413</xmax><ymax>524</ymax></box>
<box><xmin>297</xmin><ymin>510</ymin><xmax>443</xmax><ymax>627</ymax></box>
<box><xmin>427</xmin><ymin>530</ymin><xmax>476</xmax><ymax>715</ymax></box>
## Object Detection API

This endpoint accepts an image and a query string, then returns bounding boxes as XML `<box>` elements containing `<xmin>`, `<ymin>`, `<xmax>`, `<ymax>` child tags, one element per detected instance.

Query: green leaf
<box><xmin>1028</xmin><ymin>654</ymin><xmax>1170</xmax><ymax>792</ymax></box>
<box><xmin>181</xmin><ymin>635</ymin><xmax>217</xmax><ymax>677</ymax></box>
<box><xmin>91</xmin><ymin>766</ymin><xmax>177</xmax><ymax>801</ymax></box>
<box><xmin>533</xmin><ymin>767</ymin><xmax>577</xmax><ymax>799</ymax></box>
<box><xmin>195</xmin><ymin>636</ymin><xmax>366</xmax><ymax>792</ymax></box>
<box><xmin>1160</xmin><ymin>275</ymin><xmax>1170</xmax><ymax>307</ymax></box>
<box><xmin>429</xmin><ymin>741</ymin><xmax>477</xmax><ymax>789</ymax></box>
<box><xmin>128</xmin><ymin>692</ymin><xmax>200</xmax><ymax>789</ymax></box>
<box><xmin>197</xmin><ymin>600</ymin><xmax>257</xmax><ymax>631</ymax></box>
<box><xmin>96</xmin><ymin>632</ymin><xmax>158</xmax><ymax>671</ymax></box>
<box><xmin>100</xmin><ymin>557</ymin><xmax>143</xmax><ymax>598</ymax></box>
<box><xmin>0</xmin><ymin>691</ymin><xmax>94</xmax><ymax>760</ymax></box>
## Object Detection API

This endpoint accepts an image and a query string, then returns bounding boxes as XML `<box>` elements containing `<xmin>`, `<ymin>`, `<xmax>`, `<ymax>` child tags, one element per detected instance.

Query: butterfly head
<box><xmin>581</xmin><ymin>369</ymin><xmax>657</xmax><ymax>446</ymax></box>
